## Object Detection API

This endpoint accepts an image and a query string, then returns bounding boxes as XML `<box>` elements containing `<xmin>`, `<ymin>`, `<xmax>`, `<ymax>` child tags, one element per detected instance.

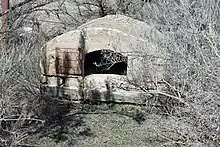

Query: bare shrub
<box><xmin>0</xmin><ymin>0</ymin><xmax>90</xmax><ymax>145</ymax></box>
<box><xmin>72</xmin><ymin>0</ymin><xmax>147</xmax><ymax>19</ymax></box>
<box><xmin>0</xmin><ymin>32</ymin><xmax>45</xmax><ymax>146</ymax></box>
<box><xmin>0</xmin><ymin>1</ymin><xmax>47</xmax><ymax>146</ymax></box>
<box><xmin>138</xmin><ymin>0</ymin><xmax>220</xmax><ymax>146</ymax></box>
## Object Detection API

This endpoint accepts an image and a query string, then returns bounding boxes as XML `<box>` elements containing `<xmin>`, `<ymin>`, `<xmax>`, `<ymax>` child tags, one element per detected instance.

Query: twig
<box><xmin>148</xmin><ymin>90</ymin><xmax>189</xmax><ymax>107</ymax></box>
<box><xmin>15</xmin><ymin>144</ymin><xmax>40</xmax><ymax>147</ymax></box>
<box><xmin>0</xmin><ymin>118</ymin><xmax>45</xmax><ymax>123</ymax></box>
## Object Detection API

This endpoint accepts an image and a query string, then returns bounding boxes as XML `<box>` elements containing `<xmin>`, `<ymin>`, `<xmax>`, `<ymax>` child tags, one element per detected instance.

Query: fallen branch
<box><xmin>0</xmin><ymin>118</ymin><xmax>45</xmax><ymax>123</ymax></box>
<box><xmin>148</xmin><ymin>90</ymin><xmax>190</xmax><ymax>107</ymax></box>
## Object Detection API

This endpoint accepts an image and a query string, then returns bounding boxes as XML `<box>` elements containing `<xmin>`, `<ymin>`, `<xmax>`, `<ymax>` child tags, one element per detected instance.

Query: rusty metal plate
<box><xmin>55</xmin><ymin>47</ymin><xmax>83</xmax><ymax>75</ymax></box>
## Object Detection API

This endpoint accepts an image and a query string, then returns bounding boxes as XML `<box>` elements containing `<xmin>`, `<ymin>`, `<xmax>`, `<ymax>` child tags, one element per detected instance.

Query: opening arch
<box><xmin>84</xmin><ymin>49</ymin><xmax>127</xmax><ymax>76</ymax></box>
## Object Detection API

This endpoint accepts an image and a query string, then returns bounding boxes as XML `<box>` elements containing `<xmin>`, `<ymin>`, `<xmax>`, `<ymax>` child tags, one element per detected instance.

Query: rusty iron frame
<box><xmin>54</xmin><ymin>47</ymin><xmax>84</xmax><ymax>77</ymax></box>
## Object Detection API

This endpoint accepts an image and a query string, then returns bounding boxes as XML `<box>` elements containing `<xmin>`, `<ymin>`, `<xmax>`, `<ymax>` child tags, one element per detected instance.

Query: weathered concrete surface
<box><xmin>41</xmin><ymin>19</ymin><xmax>166</xmax><ymax>76</ymax></box>
<box><xmin>78</xmin><ymin>14</ymin><xmax>163</xmax><ymax>41</ymax></box>
<box><xmin>41</xmin><ymin>15</ymin><xmax>167</xmax><ymax>104</ymax></box>
<box><xmin>83</xmin><ymin>74</ymin><xmax>153</xmax><ymax>104</ymax></box>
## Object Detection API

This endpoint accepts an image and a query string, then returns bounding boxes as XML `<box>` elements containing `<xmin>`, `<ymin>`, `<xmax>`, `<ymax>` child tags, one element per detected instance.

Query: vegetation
<box><xmin>1</xmin><ymin>0</ymin><xmax>220</xmax><ymax>146</ymax></box>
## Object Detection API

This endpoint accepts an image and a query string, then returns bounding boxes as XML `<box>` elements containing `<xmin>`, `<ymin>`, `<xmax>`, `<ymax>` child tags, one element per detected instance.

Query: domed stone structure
<box><xmin>40</xmin><ymin>15</ymin><xmax>167</xmax><ymax>104</ymax></box>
